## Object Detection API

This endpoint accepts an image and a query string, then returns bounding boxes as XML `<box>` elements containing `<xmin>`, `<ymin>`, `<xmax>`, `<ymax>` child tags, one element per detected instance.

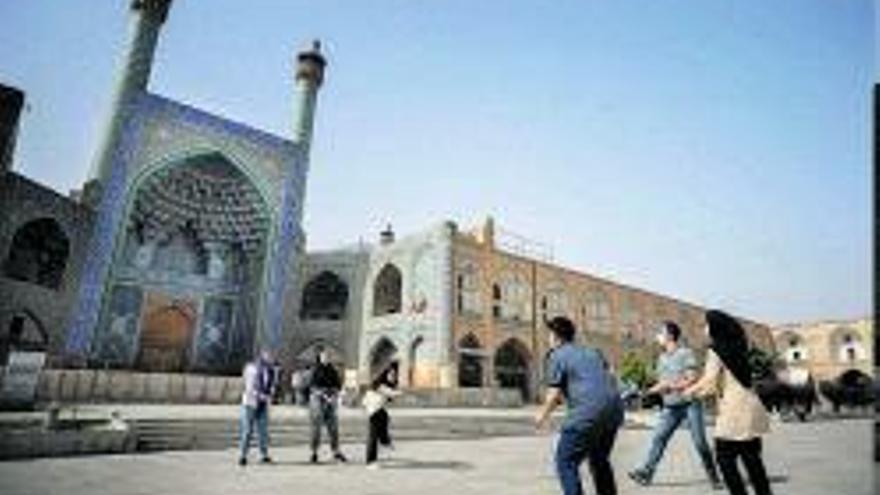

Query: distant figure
<box><xmin>308</xmin><ymin>348</ymin><xmax>348</xmax><ymax>464</ymax></box>
<box><xmin>628</xmin><ymin>321</ymin><xmax>721</xmax><ymax>489</ymax></box>
<box><xmin>683</xmin><ymin>310</ymin><xmax>773</xmax><ymax>495</ymax></box>
<box><xmin>362</xmin><ymin>361</ymin><xmax>402</xmax><ymax>469</ymax></box>
<box><xmin>238</xmin><ymin>349</ymin><xmax>276</xmax><ymax>466</ymax></box>
<box><xmin>535</xmin><ymin>316</ymin><xmax>624</xmax><ymax>495</ymax></box>
<box><xmin>290</xmin><ymin>368</ymin><xmax>307</xmax><ymax>406</ymax></box>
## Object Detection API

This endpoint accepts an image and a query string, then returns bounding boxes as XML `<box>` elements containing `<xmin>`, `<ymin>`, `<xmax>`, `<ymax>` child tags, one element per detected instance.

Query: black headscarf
<box><xmin>371</xmin><ymin>361</ymin><xmax>399</xmax><ymax>390</ymax></box>
<box><xmin>705</xmin><ymin>309</ymin><xmax>753</xmax><ymax>388</ymax></box>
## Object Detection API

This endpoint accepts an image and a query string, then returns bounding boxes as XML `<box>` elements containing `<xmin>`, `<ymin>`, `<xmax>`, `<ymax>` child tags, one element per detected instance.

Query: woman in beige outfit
<box><xmin>682</xmin><ymin>310</ymin><xmax>773</xmax><ymax>495</ymax></box>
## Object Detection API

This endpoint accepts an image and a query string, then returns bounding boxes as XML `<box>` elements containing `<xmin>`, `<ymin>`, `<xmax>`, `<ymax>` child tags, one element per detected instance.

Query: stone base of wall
<box><xmin>0</xmin><ymin>427</ymin><xmax>133</xmax><ymax>460</ymax></box>
<box><xmin>390</xmin><ymin>388</ymin><xmax>523</xmax><ymax>408</ymax></box>
<box><xmin>1</xmin><ymin>369</ymin><xmax>524</xmax><ymax>408</ymax></box>
<box><xmin>32</xmin><ymin>369</ymin><xmax>245</xmax><ymax>405</ymax></box>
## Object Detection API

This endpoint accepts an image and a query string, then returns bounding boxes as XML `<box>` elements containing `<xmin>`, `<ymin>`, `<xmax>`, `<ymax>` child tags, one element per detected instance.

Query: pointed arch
<box><xmin>3</xmin><ymin>218</ymin><xmax>70</xmax><ymax>290</ymax></box>
<box><xmin>300</xmin><ymin>271</ymin><xmax>349</xmax><ymax>320</ymax></box>
<box><xmin>458</xmin><ymin>333</ymin><xmax>484</xmax><ymax>388</ymax></box>
<box><xmin>373</xmin><ymin>263</ymin><xmax>403</xmax><ymax>316</ymax></box>
<box><xmin>494</xmin><ymin>338</ymin><xmax>532</xmax><ymax>401</ymax></box>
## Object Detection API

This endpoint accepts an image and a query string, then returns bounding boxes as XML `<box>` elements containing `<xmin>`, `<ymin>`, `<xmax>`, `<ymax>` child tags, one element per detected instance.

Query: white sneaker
<box><xmin>366</xmin><ymin>463</ymin><xmax>381</xmax><ymax>470</ymax></box>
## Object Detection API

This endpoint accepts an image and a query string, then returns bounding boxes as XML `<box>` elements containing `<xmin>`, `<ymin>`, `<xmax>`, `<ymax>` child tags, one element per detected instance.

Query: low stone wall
<box><xmin>394</xmin><ymin>388</ymin><xmax>523</xmax><ymax>408</ymax></box>
<box><xmin>1</xmin><ymin>369</ymin><xmax>524</xmax><ymax>407</ymax></box>
<box><xmin>0</xmin><ymin>427</ymin><xmax>133</xmax><ymax>460</ymax></box>
<box><xmin>34</xmin><ymin>370</ymin><xmax>245</xmax><ymax>405</ymax></box>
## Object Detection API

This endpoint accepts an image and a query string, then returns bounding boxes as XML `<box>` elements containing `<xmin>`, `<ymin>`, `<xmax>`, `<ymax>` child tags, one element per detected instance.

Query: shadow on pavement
<box><xmin>378</xmin><ymin>458</ymin><xmax>474</xmax><ymax>471</ymax></box>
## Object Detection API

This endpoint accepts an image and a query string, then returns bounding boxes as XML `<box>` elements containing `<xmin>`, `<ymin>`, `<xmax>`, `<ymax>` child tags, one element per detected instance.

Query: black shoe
<box><xmin>628</xmin><ymin>470</ymin><xmax>652</xmax><ymax>486</ymax></box>
<box><xmin>334</xmin><ymin>452</ymin><xmax>348</xmax><ymax>463</ymax></box>
<box><xmin>260</xmin><ymin>456</ymin><xmax>272</xmax><ymax>464</ymax></box>
<box><xmin>711</xmin><ymin>479</ymin><xmax>725</xmax><ymax>490</ymax></box>
<box><xmin>310</xmin><ymin>453</ymin><xmax>319</xmax><ymax>464</ymax></box>
<box><xmin>238</xmin><ymin>457</ymin><xmax>247</xmax><ymax>467</ymax></box>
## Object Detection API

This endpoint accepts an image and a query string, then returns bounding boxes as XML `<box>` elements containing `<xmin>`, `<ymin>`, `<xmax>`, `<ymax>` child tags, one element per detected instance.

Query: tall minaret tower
<box><xmin>292</xmin><ymin>40</ymin><xmax>327</xmax><ymax>152</ymax></box>
<box><xmin>83</xmin><ymin>0</ymin><xmax>173</xmax><ymax>207</ymax></box>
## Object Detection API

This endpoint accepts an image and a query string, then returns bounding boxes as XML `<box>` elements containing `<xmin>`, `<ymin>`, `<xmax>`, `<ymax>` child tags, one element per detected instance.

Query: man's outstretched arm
<box><xmin>535</xmin><ymin>387</ymin><xmax>564</xmax><ymax>429</ymax></box>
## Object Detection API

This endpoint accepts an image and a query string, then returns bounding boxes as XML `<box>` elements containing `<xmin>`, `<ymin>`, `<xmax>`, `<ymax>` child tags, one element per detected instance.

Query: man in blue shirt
<box><xmin>628</xmin><ymin>321</ymin><xmax>722</xmax><ymax>489</ymax></box>
<box><xmin>535</xmin><ymin>316</ymin><xmax>624</xmax><ymax>495</ymax></box>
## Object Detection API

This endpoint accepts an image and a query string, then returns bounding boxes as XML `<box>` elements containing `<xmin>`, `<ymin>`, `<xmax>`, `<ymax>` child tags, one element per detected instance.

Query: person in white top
<box><xmin>682</xmin><ymin>310</ymin><xmax>773</xmax><ymax>495</ymax></box>
<box><xmin>238</xmin><ymin>349</ymin><xmax>276</xmax><ymax>466</ymax></box>
<box><xmin>363</xmin><ymin>361</ymin><xmax>402</xmax><ymax>468</ymax></box>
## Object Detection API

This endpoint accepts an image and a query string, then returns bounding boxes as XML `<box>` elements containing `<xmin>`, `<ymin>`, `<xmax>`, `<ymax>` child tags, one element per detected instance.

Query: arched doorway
<box><xmin>3</xmin><ymin>218</ymin><xmax>69</xmax><ymax>290</ymax></box>
<box><xmin>136</xmin><ymin>296</ymin><xmax>197</xmax><ymax>372</ymax></box>
<box><xmin>494</xmin><ymin>339</ymin><xmax>532</xmax><ymax>402</ymax></box>
<box><xmin>369</xmin><ymin>337</ymin><xmax>398</xmax><ymax>381</ymax></box>
<box><xmin>408</xmin><ymin>336</ymin><xmax>425</xmax><ymax>387</ymax></box>
<box><xmin>97</xmin><ymin>152</ymin><xmax>270</xmax><ymax>372</ymax></box>
<box><xmin>1</xmin><ymin>309</ymin><xmax>48</xmax><ymax>365</ymax></box>
<box><xmin>300</xmin><ymin>271</ymin><xmax>349</xmax><ymax>321</ymax></box>
<box><xmin>458</xmin><ymin>334</ymin><xmax>483</xmax><ymax>388</ymax></box>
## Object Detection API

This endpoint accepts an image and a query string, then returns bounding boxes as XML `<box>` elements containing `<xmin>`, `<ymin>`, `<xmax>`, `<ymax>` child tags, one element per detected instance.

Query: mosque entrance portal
<box><xmin>93</xmin><ymin>152</ymin><xmax>270</xmax><ymax>373</ymax></box>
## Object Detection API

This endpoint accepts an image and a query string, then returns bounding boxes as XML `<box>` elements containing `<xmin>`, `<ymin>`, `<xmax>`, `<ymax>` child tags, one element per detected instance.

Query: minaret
<box><xmin>292</xmin><ymin>40</ymin><xmax>327</xmax><ymax>152</ymax></box>
<box><xmin>83</xmin><ymin>0</ymin><xmax>173</xmax><ymax>207</ymax></box>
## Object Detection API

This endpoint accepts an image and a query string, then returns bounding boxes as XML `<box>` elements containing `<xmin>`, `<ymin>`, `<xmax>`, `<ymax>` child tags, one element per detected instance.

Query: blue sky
<box><xmin>0</xmin><ymin>1</ymin><xmax>873</xmax><ymax>324</ymax></box>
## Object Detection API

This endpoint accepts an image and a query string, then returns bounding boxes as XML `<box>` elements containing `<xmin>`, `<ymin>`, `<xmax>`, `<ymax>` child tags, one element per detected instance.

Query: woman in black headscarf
<box><xmin>362</xmin><ymin>361</ymin><xmax>402</xmax><ymax>468</ymax></box>
<box><xmin>683</xmin><ymin>310</ymin><xmax>773</xmax><ymax>495</ymax></box>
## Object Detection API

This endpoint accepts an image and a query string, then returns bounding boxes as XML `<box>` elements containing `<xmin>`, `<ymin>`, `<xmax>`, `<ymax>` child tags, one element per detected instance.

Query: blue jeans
<box><xmin>239</xmin><ymin>404</ymin><xmax>269</xmax><ymax>460</ymax></box>
<box><xmin>637</xmin><ymin>401</ymin><xmax>719</xmax><ymax>482</ymax></box>
<box><xmin>555</xmin><ymin>407</ymin><xmax>623</xmax><ymax>495</ymax></box>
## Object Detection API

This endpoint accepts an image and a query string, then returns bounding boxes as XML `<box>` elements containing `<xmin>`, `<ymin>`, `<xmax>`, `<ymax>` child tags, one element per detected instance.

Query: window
<box><xmin>373</xmin><ymin>264</ymin><xmax>403</xmax><ymax>316</ymax></box>
<box><xmin>584</xmin><ymin>288</ymin><xmax>612</xmax><ymax>334</ymax></box>
<box><xmin>456</xmin><ymin>263</ymin><xmax>482</xmax><ymax>316</ymax></box>
<box><xmin>492</xmin><ymin>284</ymin><xmax>502</xmax><ymax>318</ymax></box>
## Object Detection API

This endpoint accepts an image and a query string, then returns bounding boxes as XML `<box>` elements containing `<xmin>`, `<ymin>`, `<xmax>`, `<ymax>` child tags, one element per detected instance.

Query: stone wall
<box><xmin>0</xmin><ymin>172</ymin><xmax>95</xmax><ymax>364</ymax></box>
<box><xmin>34</xmin><ymin>369</ymin><xmax>245</xmax><ymax>404</ymax></box>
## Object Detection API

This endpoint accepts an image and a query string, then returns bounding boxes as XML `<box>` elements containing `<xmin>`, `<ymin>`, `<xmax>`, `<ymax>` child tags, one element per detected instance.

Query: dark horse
<box><xmin>754</xmin><ymin>367</ymin><xmax>817</xmax><ymax>421</ymax></box>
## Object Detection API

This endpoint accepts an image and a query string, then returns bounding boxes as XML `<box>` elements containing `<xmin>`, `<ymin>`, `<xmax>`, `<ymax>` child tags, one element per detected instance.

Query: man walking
<box><xmin>535</xmin><ymin>316</ymin><xmax>624</xmax><ymax>495</ymax></box>
<box><xmin>238</xmin><ymin>349</ymin><xmax>276</xmax><ymax>466</ymax></box>
<box><xmin>629</xmin><ymin>321</ymin><xmax>722</xmax><ymax>489</ymax></box>
<box><xmin>308</xmin><ymin>347</ymin><xmax>348</xmax><ymax>464</ymax></box>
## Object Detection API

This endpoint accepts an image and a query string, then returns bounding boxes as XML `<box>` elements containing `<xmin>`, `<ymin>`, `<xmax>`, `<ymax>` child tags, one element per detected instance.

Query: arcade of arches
<box><xmin>773</xmin><ymin>319</ymin><xmax>873</xmax><ymax>382</ymax></box>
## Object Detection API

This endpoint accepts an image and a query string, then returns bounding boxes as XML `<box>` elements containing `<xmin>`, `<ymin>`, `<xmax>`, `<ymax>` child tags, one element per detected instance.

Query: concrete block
<box><xmin>73</xmin><ymin>370</ymin><xmax>96</xmax><ymax>402</ymax></box>
<box><xmin>183</xmin><ymin>375</ymin><xmax>206</xmax><ymax>403</ymax></box>
<box><xmin>223</xmin><ymin>377</ymin><xmax>243</xmax><ymax>403</ymax></box>
<box><xmin>108</xmin><ymin>372</ymin><xmax>133</xmax><ymax>402</ymax></box>
<box><xmin>58</xmin><ymin>370</ymin><xmax>77</xmax><ymax>402</ymax></box>
<box><xmin>129</xmin><ymin>373</ymin><xmax>148</xmax><ymax>401</ymax></box>
<box><xmin>91</xmin><ymin>370</ymin><xmax>111</xmax><ymax>402</ymax></box>
<box><xmin>146</xmin><ymin>373</ymin><xmax>170</xmax><ymax>402</ymax></box>
<box><xmin>36</xmin><ymin>369</ymin><xmax>61</xmax><ymax>402</ymax></box>
<box><xmin>167</xmin><ymin>374</ymin><xmax>185</xmax><ymax>402</ymax></box>
<box><xmin>203</xmin><ymin>377</ymin><xmax>225</xmax><ymax>403</ymax></box>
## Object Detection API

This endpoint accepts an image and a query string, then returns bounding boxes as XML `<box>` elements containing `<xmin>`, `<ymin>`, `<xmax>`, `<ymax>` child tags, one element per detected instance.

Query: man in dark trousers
<box><xmin>308</xmin><ymin>347</ymin><xmax>348</xmax><ymax>464</ymax></box>
<box><xmin>535</xmin><ymin>316</ymin><xmax>624</xmax><ymax>495</ymax></box>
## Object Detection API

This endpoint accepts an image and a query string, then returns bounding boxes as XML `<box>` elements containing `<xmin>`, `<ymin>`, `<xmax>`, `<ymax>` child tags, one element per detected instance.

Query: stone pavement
<box><xmin>0</xmin><ymin>418</ymin><xmax>873</xmax><ymax>495</ymax></box>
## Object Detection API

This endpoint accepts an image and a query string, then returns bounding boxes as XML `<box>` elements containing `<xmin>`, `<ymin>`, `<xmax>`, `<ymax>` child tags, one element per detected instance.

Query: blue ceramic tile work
<box><xmin>64</xmin><ymin>91</ymin><xmax>307</xmax><ymax>358</ymax></box>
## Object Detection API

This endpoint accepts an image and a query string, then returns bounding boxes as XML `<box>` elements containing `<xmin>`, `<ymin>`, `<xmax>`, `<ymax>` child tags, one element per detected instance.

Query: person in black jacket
<box><xmin>308</xmin><ymin>347</ymin><xmax>347</xmax><ymax>464</ymax></box>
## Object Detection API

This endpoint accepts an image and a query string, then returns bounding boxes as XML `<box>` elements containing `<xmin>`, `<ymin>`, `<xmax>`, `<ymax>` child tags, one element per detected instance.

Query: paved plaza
<box><xmin>0</xmin><ymin>417</ymin><xmax>874</xmax><ymax>495</ymax></box>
